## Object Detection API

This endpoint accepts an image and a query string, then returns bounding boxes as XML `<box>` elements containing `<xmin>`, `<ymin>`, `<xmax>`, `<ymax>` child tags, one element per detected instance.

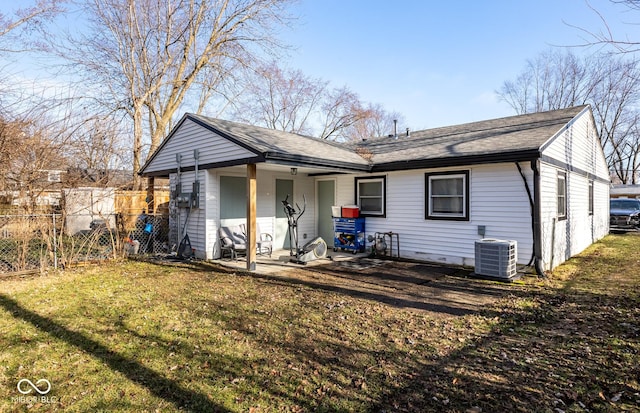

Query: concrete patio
<box><xmin>213</xmin><ymin>247</ymin><xmax>368</xmax><ymax>275</ymax></box>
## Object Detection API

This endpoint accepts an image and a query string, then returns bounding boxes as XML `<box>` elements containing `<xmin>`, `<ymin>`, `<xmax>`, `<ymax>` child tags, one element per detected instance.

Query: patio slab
<box><xmin>213</xmin><ymin>248</ymin><xmax>367</xmax><ymax>274</ymax></box>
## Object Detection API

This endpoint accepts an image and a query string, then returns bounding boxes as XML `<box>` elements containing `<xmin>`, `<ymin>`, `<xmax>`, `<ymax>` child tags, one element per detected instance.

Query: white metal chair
<box><xmin>240</xmin><ymin>223</ymin><xmax>273</xmax><ymax>257</ymax></box>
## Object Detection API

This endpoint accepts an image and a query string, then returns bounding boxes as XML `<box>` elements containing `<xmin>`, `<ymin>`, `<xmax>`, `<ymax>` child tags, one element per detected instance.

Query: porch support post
<box><xmin>246</xmin><ymin>164</ymin><xmax>257</xmax><ymax>271</ymax></box>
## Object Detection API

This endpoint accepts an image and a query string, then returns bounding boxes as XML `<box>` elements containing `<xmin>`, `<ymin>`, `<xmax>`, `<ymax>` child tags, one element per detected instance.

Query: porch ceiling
<box><xmin>213</xmin><ymin>162</ymin><xmax>349</xmax><ymax>177</ymax></box>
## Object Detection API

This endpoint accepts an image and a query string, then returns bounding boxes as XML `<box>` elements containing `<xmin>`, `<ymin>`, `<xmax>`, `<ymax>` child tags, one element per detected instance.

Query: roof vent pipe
<box><xmin>393</xmin><ymin>119</ymin><xmax>398</xmax><ymax>139</ymax></box>
<box><xmin>406</xmin><ymin>127</ymin><xmax>410</xmax><ymax>137</ymax></box>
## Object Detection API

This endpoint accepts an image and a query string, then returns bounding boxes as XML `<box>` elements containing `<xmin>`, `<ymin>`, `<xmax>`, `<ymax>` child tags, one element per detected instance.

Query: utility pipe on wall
<box><xmin>531</xmin><ymin>159</ymin><xmax>547</xmax><ymax>278</ymax></box>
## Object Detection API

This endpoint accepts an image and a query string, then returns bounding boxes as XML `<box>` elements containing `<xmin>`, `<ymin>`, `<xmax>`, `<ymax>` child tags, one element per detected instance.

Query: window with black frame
<box><xmin>425</xmin><ymin>170</ymin><xmax>469</xmax><ymax>220</ymax></box>
<box><xmin>355</xmin><ymin>176</ymin><xmax>386</xmax><ymax>217</ymax></box>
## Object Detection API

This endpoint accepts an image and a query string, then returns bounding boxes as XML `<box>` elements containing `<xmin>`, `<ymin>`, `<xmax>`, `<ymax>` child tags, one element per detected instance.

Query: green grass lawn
<box><xmin>0</xmin><ymin>234</ymin><xmax>639</xmax><ymax>412</ymax></box>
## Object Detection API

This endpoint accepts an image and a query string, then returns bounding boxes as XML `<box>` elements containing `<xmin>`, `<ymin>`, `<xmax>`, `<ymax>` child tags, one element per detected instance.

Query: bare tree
<box><xmin>567</xmin><ymin>0</ymin><xmax>640</xmax><ymax>54</ymax></box>
<box><xmin>317</xmin><ymin>87</ymin><xmax>372</xmax><ymax>141</ymax></box>
<box><xmin>230</xmin><ymin>60</ymin><xmax>406</xmax><ymax>142</ymax></box>
<box><xmin>53</xmin><ymin>0</ymin><xmax>294</xmax><ymax>188</ymax></box>
<box><xmin>64</xmin><ymin>114</ymin><xmax>131</xmax><ymax>186</ymax></box>
<box><xmin>71</xmin><ymin>119</ymin><xmax>128</xmax><ymax>171</ymax></box>
<box><xmin>0</xmin><ymin>0</ymin><xmax>65</xmax><ymax>115</ymax></box>
<box><xmin>231</xmin><ymin>61</ymin><xmax>327</xmax><ymax>135</ymax></box>
<box><xmin>0</xmin><ymin>106</ymin><xmax>74</xmax><ymax>211</ymax></box>
<box><xmin>499</xmin><ymin>50</ymin><xmax>595</xmax><ymax>114</ymax></box>
<box><xmin>344</xmin><ymin>103</ymin><xmax>406</xmax><ymax>142</ymax></box>
<box><xmin>590</xmin><ymin>57</ymin><xmax>640</xmax><ymax>183</ymax></box>
<box><xmin>498</xmin><ymin>49</ymin><xmax>640</xmax><ymax>183</ymax></box>
<box><xmin>0</xmin><ymin>0</ymin><xmax>64</xmax><ymax>52</ymax></box>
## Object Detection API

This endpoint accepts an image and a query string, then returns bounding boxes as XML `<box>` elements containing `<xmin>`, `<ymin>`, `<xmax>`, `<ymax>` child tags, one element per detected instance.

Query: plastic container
<box><xmin>331</xmin><ymin>206</ymin><xmax>341</xmax><ymax>217</ymax></box>
<box><xmin>341</xmin><ymin>205</ymin><xmax>360</xmax><ymax>218</ymax></box>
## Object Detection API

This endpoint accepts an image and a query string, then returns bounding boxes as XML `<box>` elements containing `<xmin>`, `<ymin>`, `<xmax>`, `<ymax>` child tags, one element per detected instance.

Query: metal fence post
<box><xmin>53</xmin><ymin>213</ymin><xmax>58</xmax><ymax>270</ymax></box>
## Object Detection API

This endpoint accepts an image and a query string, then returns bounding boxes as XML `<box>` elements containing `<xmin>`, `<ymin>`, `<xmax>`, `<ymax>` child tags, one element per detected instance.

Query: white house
<box><xmin>140</xmin><ymin>105</ymin><xmax>610</xmax><ymax>273</ymax></box>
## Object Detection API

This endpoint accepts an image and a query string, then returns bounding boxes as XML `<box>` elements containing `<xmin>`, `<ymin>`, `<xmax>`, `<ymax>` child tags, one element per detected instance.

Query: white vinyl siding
<box><xmin>540</xmin><ymin>164</ymin><xmax>610</xmax><ymax>270</ymax></box>
<box><xmin>144</xmin><ymin>118</ymin><xmax>256</xmax><ymax>174</ymax></box>
<box><xmin>588</xmin><ymin>181</ymin><xmax>594</xmax><ymax>215</ymax></box>
<box><xmin>205</xmin><ymin>169</ymin><xmax>219</xmax><ymax>260</ymax></box>
<box><xmin>539</xmin><ymin>109</ymin><xmax>610</xmax><ymax>270</ymax></box>
<box><xmin>330</xmin><ymin>164</ymin><xmax>534</xmax><ymax>266</ymax></box>
<box><xmin>543</xmin><ymin>110</ymin><xmax>609</xmax><ymax>180</ymax></box>
<box><xmin>169</xmin><ymin>169</ymin><xmax>206</xmax><ymax>258</ymax></box>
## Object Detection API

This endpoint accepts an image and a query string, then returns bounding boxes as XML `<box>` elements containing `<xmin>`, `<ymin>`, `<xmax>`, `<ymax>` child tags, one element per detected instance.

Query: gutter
<box><xmin>263</xmin><ymin>152</ymin><xmax>371</xmax><ymax>172</ymax></box>
<box><xmin>515</xmin><ymin>162</ymin><xmax>535</xmax><ymax>268</ymax></box>
<box><xmin>371</xmin><ymin>149</ymin><xmax>541</xmax><ymax>173</ymax></box>
<box><xmin>531</xmin><ymin>158</ymin><xmax>548</xmax><ymax>277</ymax></box>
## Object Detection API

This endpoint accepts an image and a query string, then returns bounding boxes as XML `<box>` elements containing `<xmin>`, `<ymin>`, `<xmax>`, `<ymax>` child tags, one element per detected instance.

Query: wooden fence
<box><xmin>114</xmin><ymin>190</ymin><xmax>170</xmax><ymax>231</ymax></box>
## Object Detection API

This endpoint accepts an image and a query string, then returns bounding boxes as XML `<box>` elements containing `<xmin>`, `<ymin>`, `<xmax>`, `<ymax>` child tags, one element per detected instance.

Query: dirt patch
<box><xmin>275</xmin><ymin>257</ymin><xmax>517</xmax><ymax>317</ymax></box>
<box><xmin>140</xmin><ymin>254</ymin><xmax>521</xmax><ymax>317</ymax></box>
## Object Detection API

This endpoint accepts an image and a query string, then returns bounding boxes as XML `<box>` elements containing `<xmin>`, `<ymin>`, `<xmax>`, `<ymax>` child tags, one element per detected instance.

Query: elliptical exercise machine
<box><xmin>281</xmin><ymin>194</ymin><xmax>328</xmax><ymax>264</ymax></box>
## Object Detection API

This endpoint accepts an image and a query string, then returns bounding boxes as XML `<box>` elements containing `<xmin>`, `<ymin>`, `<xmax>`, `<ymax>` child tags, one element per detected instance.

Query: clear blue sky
<box><xmin>1</xmin><ymin>0</ymin><xmax>637</xmax><ymax>132</ymax></box>
<box><xmin>279</xmin><ymin>0</ymin><xmax>638</xmax><ymax>130</ymax></box>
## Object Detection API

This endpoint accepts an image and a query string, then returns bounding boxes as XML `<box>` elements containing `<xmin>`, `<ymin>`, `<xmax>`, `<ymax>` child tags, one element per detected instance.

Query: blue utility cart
<box><xmin>333</xmin><ymin>217</ymin><xmax>366</xmax><ymax>254</ymax></box>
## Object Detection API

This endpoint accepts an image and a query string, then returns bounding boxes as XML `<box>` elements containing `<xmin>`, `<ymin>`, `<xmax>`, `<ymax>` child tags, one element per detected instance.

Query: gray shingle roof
<box><xmin>142</xmin><ymin>105</ymin><xmax>590</xmax><ymax>176</ymax></box>
<box><xmin>356</xmin><ymin>105</ymin><xmax>588</xmax><ymax>168</ymax></box>
<box><xmin>188</xmin><ymin>114</ymin><xmax>371</xmax><ymax>169</ymax></box>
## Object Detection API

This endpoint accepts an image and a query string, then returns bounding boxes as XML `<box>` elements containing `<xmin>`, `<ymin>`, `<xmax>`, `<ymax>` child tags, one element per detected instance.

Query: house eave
<box><xmin>140</xmin><ymin>156</ymin><xmax>266</xmax><ymax>178</ymax></box>
<box><xmin>263</xmin><ymin>152</ymin><xmax>371</xmax><ymax>172</ymax></box>
<box><xmin>370</xmin><ymin>149</ymin><xmax>541</xmax><ymax>172</ymax></box>
<box><xmin>141</xmin><ymin>150</ymin><xmax>543</xmax><ymax>177</ymax></box>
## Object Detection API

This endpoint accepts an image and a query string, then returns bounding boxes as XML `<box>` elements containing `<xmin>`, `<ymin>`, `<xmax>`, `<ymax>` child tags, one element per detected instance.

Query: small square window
<box><xmin>425</xmin><ymin>171</ymin><xmax>469</xmax><ymax>220</ymax></box>
<box><xmin>355</xmin><ymin>176</ymin><xmax>386</xmax><ymax>217</ymax></box>
<box><xmin>48</xmin><ymin>171</ymin><xmax>61</xmax><ymax>182</ymax></box>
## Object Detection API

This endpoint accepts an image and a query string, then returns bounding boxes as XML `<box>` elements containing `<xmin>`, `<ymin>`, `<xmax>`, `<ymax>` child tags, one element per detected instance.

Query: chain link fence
<box><xmin>0</xmin><ymin>212</ymin><xmax>169</xmax><ymax>275</ymax></box>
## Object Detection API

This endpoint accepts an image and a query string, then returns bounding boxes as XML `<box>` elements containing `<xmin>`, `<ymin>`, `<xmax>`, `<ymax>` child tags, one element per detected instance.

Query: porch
<box><xmin>213</xmin><ymin>247</ymin><xmax>368</xmax><ymax>275</ymax></box>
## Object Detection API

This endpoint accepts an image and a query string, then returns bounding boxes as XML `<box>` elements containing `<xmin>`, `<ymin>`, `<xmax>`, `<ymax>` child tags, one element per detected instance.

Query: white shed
<box><xmin>62</xmin><ymin>187</ymin><xmax>117</xmax><ymax>235</ymax></box>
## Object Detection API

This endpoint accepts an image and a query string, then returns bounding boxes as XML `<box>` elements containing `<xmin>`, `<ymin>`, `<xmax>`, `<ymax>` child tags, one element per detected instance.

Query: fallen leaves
<box><xmin>2</xmin><ymin>235</ymin><xmax>640</xmax><ymax>412</ymax></box>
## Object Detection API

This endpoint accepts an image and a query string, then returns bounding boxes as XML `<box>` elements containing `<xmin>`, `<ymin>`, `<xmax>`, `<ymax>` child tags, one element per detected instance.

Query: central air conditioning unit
<box><xmin>474</xmin><ymin>239</ymin><xmax>517</xmax><ymax>279</ymax></box>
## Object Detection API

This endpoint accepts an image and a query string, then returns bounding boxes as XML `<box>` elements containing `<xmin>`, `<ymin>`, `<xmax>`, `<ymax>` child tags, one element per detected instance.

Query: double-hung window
<box><xmin>355</xmin><ymin>176</ymin><xmax>386</xmax><ymax>217</ymax></box>
<box><xmin>425</xmin><ymin>171</ymin><xmax>469</xmax><ymax>220</ymax></box>
<box><xmin>588</xmin><ymin>181</ymin><xmax>594</xmax><ymax>216</ymax></box>
<box><xmin>557</xmin><ymin>172</ymin><xmax>567</xmax><ymax>220</ymax></box>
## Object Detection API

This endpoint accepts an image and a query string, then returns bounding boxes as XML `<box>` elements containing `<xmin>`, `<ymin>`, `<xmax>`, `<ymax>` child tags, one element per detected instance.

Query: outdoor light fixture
<box><xmin>290</xmin><ymin>168</ymin><xmax>298</xmax><ymax>176</ymax></box>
